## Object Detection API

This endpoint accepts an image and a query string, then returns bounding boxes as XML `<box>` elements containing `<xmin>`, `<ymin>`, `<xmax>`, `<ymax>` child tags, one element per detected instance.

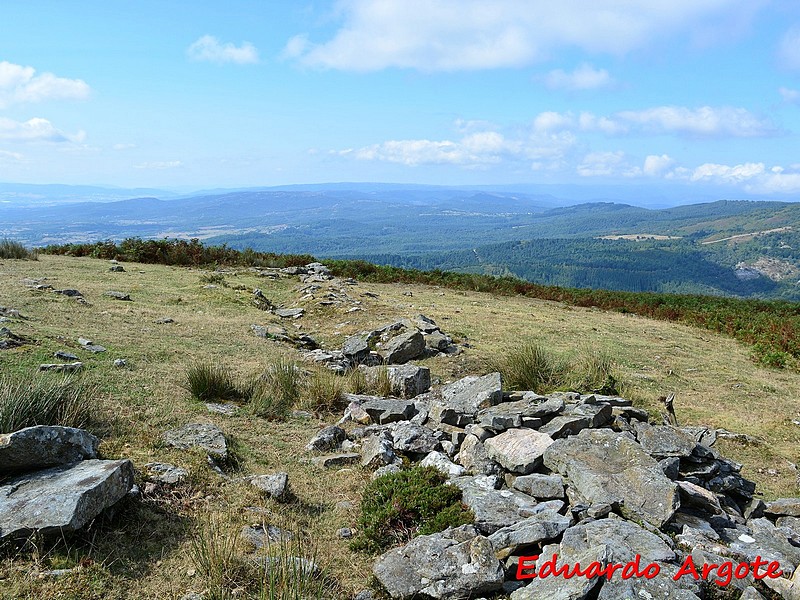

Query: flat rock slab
<box><xmin>430</xmin><ymin>373</ymin><xmax>503</xmax><ymax>426</ymax></box>
<box><xmin>636</xmin><ymin>423</ymin><xmax>698</xmax><ymax>459</ymax></box>
<box><xmin>104</xmin><ymin>291</ymin><xmax>132</xmax><ymax>301</ymax></box>
<box><xmin>0</xmin><ymin>426</ymin><xmax>98</xmax><ymax>473</ymax></box>
<box><xmin>453</xmin><ymin>475</ymin><xmax>539</xmax><ymax>534</ymax></box>
<box><xmin>162</xmin><ymin>423</ymin><xmax>227</xmax><ymax>459</ymax></box>
<box><xmin>274</xmin><ymin>308</ymin><xmax>304</xmax><ymax>319</ymax></box>
<box><xmin>0</xmin><ymin>459</ymin><xmax>134</xmax><ymax>539</ymax></box>
<box><xmin>488</xmin><ymin>509</ymin><xmax>572</xmax><ymax>555</ymax></box>
<box><xmin>356</xmin><ymin>396</ymin><xmax>416</xmax><ymax>424</ymax></box>
<box><xmin>766</xmin><ymin>498</ymin><xmax>800</xmax><ymax>518</ymax></box>
<box><xmin>484</xmin><ymin>429</ymin><xmax>554</xmax><ymax>474</ymax></box>
<box><xmin>39</xmin><ymin>362</ymin><xmax>84</xmax><ymax>373</ymax></box>
<box><xmin>144</xmin><ymin>462</ymin><xmax>188</xmax><ymax>484</ymax></box>
<box><xmin>543</xmin><ymin>429</ymin><xmax>679</xmax><ymax>528</ymax></box>
<box><xmin>310</xmin><ymin>453</ymin><xmax>360</xmax><ymax>469</ymax></box>
<box><xmin>373</xmin><ymin>524</ymin><xmax>504</xmax><ymax>599</ymax></box>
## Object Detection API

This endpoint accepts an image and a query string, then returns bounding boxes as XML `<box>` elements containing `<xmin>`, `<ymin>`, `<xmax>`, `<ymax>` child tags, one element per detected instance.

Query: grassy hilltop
<box><xmin>1</xmin><ymin>251</ymin><xmax>799</xmax><ymax>598</ymax></box>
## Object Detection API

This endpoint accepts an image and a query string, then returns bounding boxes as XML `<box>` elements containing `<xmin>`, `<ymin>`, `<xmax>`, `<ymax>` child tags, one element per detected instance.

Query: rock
<box><xmin>361</xmin><ymin>434</ymin><xmax>396</xmax><ymax>469</ymax></box>
<box><xmin>538</xmin><ymin>415</ymin><xmax>590</xmax><ymax>439</ymax></box>
<box><xmin>635</xmin><ymin>422</ymin><xmax>698</xmax><ymax>459</ymax></box>
<box><xmin>274</xmin><ymin>308</ymin><xmax>304</xmax><ymax>319</ymax></box>
<box><xmin>109</xmin><ymin>265</ymin><xmax>125</xmax><ymax>272</ymax></box>
<box><xmin>343</xmin><ymin>400</ymin><xmax>371</xmax><ymax>425</ymax></box>
<box><xmin>424</xmin><ymin>330</ymin><xmax>451</xmax><ymax>351</ymax></box>
<box><xmin>543</xmin><ymin>429</ymin><xmax>680</xmax><ymax>528</ymax></box>
<box><xmin>251</xmin><ymin>323</ymin><xmax>290</xmax><ymax>341</ymax></box>
<box><xmin>305</xmin><ymin>425</ymin><xmax>346</xmax><ymax>452</ymax></box>
<box><xmin>373</xmin><ymin>525</ymin><xmax>504</xmax><ymax>599</ymax></box>
<box><xmin>144</xmin><ymin>462</ymin><xmax>188</xmax><ymax>484</ymax></box>
<box><xmin>488</xmin><ymin>510</ymin><xmax>572</xmax><ymax>556</ymax></box>
<box><xmin>560</xmin><ymin>517</ymin><xmax>676</xmax><ymax>564</ymax></box>
<box><xmin>54</xmin><ymin>351</ymin><xmax>79</xmax><ymax>361</ymax></box>
<box><xmin>430</xmin><ymin>373</ymin><xmax>503</xmax><ymax>426</ymax></box>
<box><xmin>381</xmin><ymin>330</ymin><xmax>425</xmax><ymax>364</ymax></box>
<box><xmin>412</xmin><ymin>314</ymin><xmax>440</xmax><ymax>333</ymax></box>
<box><xmin>113</xmin><ymin>358</ymin><xmax>127</xmax><ymax>368</ymax></box>
<box><xmin>511</xmin><ymin>474</ymin><xmax>565</xmax><ymax>499</ymax></box>
<box><xmin>163</xmin><ymin>423</ymin><xmax>228</xmax><ymax>460</ymax></box>
<box><xmin>205</xmin><ymin>403</ymin><xmax>238</xmax><ymax>416</ymax></box>
<box><xmin>250</xmin><ymin>472</ymin><xmax>290</xmax><ymax>502</ymax></box>
<box><xmin>241</xmin><ymin>524</ymin><xmax>292</xmax><ymax>550</ymax></box>
<box><xmin>39</xmin><ymin>362</ymin><xmax>84</xmax><ymax>372</ymax></box>
<box><xmin>420</xmin><ymin>451</ymin><xmax>466</xmax><ymax>478</ymax></box>
<box><xmin>343</xmin><ymin>335</ymin><xmax>370</xmax><ymax>362</ymax></box>
<box><xmin>0</xmin><ymin>327</ymin><xmax>26</xmax><ymax>349</ymax></box>
<box><xmin>310</xmin><ymin>453</ymin><xmax>360</xmax><ymax>469</ymax></box>
<box><xmin>677</xmin><ymin>481</ymin><xmax>724</xmax><ymax>514</ymax></box>
<box><xmin>0</xmin><ymin>426</ymin><xmax>99</xmax><ymax>473</ymax></box>
<box><xmin>362</xmin><ymin>364</ymin><xmax>431</xmax><ymax>398</ymax></box>
<box><xmin>78</xmin><ymin>337</ymin><xmax>106</xmax><ymax>353</ymax></box>
<box><xmin>0</xmin><ymin>459</ymin><xmax>134</xmax><ymax>539</ymax></box>
<box><xmin>54</xmin><ymin>289</ymin><xmax>83</xmax><ymax>297</ymax></box>
<box><xmin>356</xmin><ymin>396</ymin><xmax>416</xmax><ymax>424</ymax></box>
<box><xmin>510</xmin><ymin>545</ymin><xmax>606</xmax><ymax>600</ymax></box>
<box><xmin>104</xmin><ymin>291</ymin><xmax>131</xmax><ymax>301</ymax></box>
<box><xmin>457</xmin><ymin>434</ymin><xmax>500</xmax><ymax>475</ymax></box>
<box><xmin>765</xmin><ymin>498</ymin><xmax>800</xmax><ymax>518</ymax></box>
<box><xmin>391</xmin><ymin>422</ymin><xmax>440</xmax><ymax>454</ymax></box>
<box><xmin>252</xmin><ymin>289</ymin><xmax>275</xmax><ymax>310</ymax></box>
<box><xmin>155</xmin><ymin>317</ymin><xmax>175</xmax><ymax>324</ymax></box>
<box><xmin>373</xmin><ymin>463</ymin><xmax>402</xmax><ymax>479</ymax></box>
<box><xmin>728</xmin><ymin>517</ymin><xmax>800</xmax><ymax>573</ymax></box>
<box><xmin>453</xmin><ymin>475</ymin><xmax>539</xmax><ymax>534</ymax></box>
<box><xmin>484</xmin><ymin>429</ymin><xmax>554</xmax><ymax>475</ymax></box>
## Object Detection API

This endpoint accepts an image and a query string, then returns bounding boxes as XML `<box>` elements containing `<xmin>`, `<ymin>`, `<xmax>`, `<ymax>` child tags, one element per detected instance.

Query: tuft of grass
<box><xmin>300</xmin><ymin>368</ymin><xmax>345</xmax><ymax>413</ymax></box>
<box><xmin>568</xmin><ymin>347</ymin><xmax>619</xmax><ymax>395</ymax></box>
<box><xmin>351</xmin><ymin>466</ymin><xmax>474</xmax><ymax>554</ymax></box>
<box><xmin>492</xmin><ymin>343</ymin><xmax>568</xmax><ymax>394</ymax></box>
<box><xmin>199</xmin><ymin>272</ymin><xmax>228</xmax><ymax>286</ymax></box>
<box><xmin>189</xmin><ymin>514</ymin><xmax>249</xmax><ymax>598</ymax></box>
<box><xmin>256</xmin><ymin>529</ymin><xmax>333</xmax><ymax>600</ymax></box>
<box><xmin>355</xmin><ymin>365</ymin><xmax>394</xmax><ymax>397</ymax></box>
<box><xmin>249</xmin><ymin>359</ymin><xmax>302</xmax><ymax>420</ymax></box>
<box><xmin>0</xmin><ymin>374</ymin><xmax>96</xmax><ymax>433</ymax></box>
<box><xmin>184</xmin><ymin>362</ymin><xmax>243</xmax><ymax>402</ymax></box>
<box><xmin>0</xmin><ymin>238</ymin><xmax>37</xmax><ymax>260</ymax></box>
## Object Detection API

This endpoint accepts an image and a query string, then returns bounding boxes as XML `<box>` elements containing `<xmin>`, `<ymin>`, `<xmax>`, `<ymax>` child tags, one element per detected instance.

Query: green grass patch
<box><xmin>0</xmin><ymin>374</ymin><xmax>96</xmax><ymax>433</ymax></box>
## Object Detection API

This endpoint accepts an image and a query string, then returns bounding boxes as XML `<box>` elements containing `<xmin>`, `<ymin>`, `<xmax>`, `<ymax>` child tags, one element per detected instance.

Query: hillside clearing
<box><xmin>0</xmin><ymin>254</ymin><xmax>798</xmax><ymax>598</ymax></box>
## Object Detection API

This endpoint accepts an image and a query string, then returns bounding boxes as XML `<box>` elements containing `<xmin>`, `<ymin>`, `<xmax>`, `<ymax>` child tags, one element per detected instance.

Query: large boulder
<box><xmin>373</xmin><ymin>524</ymin><xmax>504</xmax><ymax>599</ymax></box>
<box><xmin>381</xmin><ymin>331</ymin><xmax>425</xmax><ymax>364</ymax></box>
<box><xmin>360</xmin><ymin>364</ymin><xmax>431</xmax><ymax>398</ymax></box>
<box><xmin>0</xmin><ymin>426</ymin><xmax>99</xmax><ymax>473</ymax></box>
<box><xmin>543</xmin><ymin>429</ymin><xmax>680</xmax><ymax>528</ymax></box>
<box><xmin>484</xmin><ymin>429</ymin><xmax>554</xmax><ymax>475</ymax></box>
<box><xmin>0</xmin><ymin>459</ymin><xmax>134</xmax><ymax>539</ymax></box>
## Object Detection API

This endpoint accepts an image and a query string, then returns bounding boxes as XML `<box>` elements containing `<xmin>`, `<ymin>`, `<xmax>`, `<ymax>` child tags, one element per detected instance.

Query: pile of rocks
<box><xmin>0</xmin><ymin>426</ymin><xmax>134</xmax><ymax>540</ymax></box>
<box><xmin>305</xmin><ymin>315</ymin><xmax>459</xmax><ymax>373</ymax></box>
<box><xmin>306</xmin><ymin>372</ymin><xmax>800</xmax><ymax>600</ymax></box>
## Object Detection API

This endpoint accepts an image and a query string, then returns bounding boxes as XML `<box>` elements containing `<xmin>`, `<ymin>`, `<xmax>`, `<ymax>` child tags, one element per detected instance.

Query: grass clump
<box><xmin>185</xmin><ymin>362</ymin><xmax>243</xmax><ymax>402</ymax></box>
<box><xmin>0</xmin><ymin>238</ymin><xmax>37</xmax><ymax>260</ymax></box>
<box><xmin>249</xmin><ymin>359</ymin><xmax>302</xmax><ymax>420</ymax></box>
<box><xmin>0</xmin><ymin>374</ymin><xmax>96</xmax><ymax>433</ymax></box>
<box><xmin>300</xmin><ymin>368</ymin><xmax>345</xmax><ymax>413</ymax></box>
<box><xmin>351</xmin><ymin>466</ymin><xmax>474</xmax><ymax>554</ymax></box>
<box><xmin>568</xmin><ymin>347</ymin><xmax>619</xmax><ymax>395</ymax></box>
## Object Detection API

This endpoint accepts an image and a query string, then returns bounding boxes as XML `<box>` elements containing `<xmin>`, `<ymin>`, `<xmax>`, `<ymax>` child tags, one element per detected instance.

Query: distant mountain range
<box><xmin>2</xmin><ymin>182</ymin><xmax>799</xmax><ymax>299</ymax></box>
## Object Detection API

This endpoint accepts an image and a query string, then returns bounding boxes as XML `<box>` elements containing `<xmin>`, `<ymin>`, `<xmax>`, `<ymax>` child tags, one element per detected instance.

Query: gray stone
<box><xmin>104</xmin><ymin>291</ymin><xmax>131</xmax><ymax>301</ymax></box>
<box><xmin>0</xmin><ymin>328</ymin><xmax>26</xmax><ymax>349</ymax></box>
<box><xmin>430</xmin><ymin>373</ymin><xmax>503</xmax><ymax>426</ymax></box>
<box><xmin>453</xmin><ymin>475</ymin><xmax>539</xmax><ymax>534</ymax></box>
<box><xmin>512</xmin><ymin>474</ymin><xmax>565</xmax><ymax>499</ymax></box>
<box><xmin>566</xmin><ymin>403</ymin><xmax>613</xmax><ymax>427</ymax></box>
<box><xmin>305</xmin><ymin>425</ymin><xmax>346</xmax><ymax>452</ymax></box>
<box><xmin>510</xmin><ymin>545</ymin><xmax>605</xmax><ymax>600</ymax></box>
<box><xmin>144</xmin><ymin>462</ymin><xmax>188</xmax><ymax>484</ymax></box>
<box><xmin>420</xmin><ymin>451</ymin><xmax>466</xmax><ymax>478</ymax></box>
<box><xmin>0</xmin><ymin>426</ymin><xmax>99</xmax><ymax>473</ymax></box>
<box><xmin>373</xmin><ymin>463</ymin><xmax>402</xmax><ymax>479</ymax></box>
<box><xmin>520</xmin><ymin>394</ymin><xmax>566</xmax><ymax>418</ymax></box>
<box><xmin>391</xmin><ymin>422</ymin><xmax>439</xmax><ymax>454</ymax></box>
<box><xmin>636</xmin><ymin>422</ymin><xmax>698</xmax><ymax>459</ymax></box>
<box><xmin>739</xmin><ymin>587</ymin><xmax>767</xmax><ymax>600</ymax></box>
<box><xmin>538</xmin><ymin>415</ymin><xmax>590</xmax><ymax>438</ymax></box>
<box><xmin>381</xmin><ymin>330</ymin><xmax>425</xmax><ymax>364</ymax></box>
<box><xmin>728</xmin><ymin>517</ymin><xmax>800</xmax><ymax>573</ymax></box>
<box><xmin>361</xmin><ymin>434</ymin><xmax>396</xmax><ymax>469</ymax></box>
<box><xmin>0</xmin><ymin>459</ymin><xmax>134</xmax><ymax>539</ymax></box>
<box><xmin>54</xmin><ymin>351</ymin><xmax>79</xmax><ymax>361</ymax></box>
<box><xmin>113</xmin><ymin>358</ymin><xmax>127</xmax><ymax>368</ymax></box>
<box><xmin>241</xmin><ymin>524</ymin><xmax>292</xmax><ymax>550</ymax></box>
<box><xmin>457</xmin><ymin>434</ymin><xmax>500</xmax><ymax>475</ymax></box>
<box><xmin>274</xmin><ymin>307</ymin><xmax>304</xmax><ymax>319</ymax></box>
<box><xmin>356</xmin><ymin>396</ymin><xmax>416</xmax><ymax>424</ymax></box>
<box><xmin>310</xmin><ymin>453</ymin><xmax>360</xmax><ymax>469</ymax></box>
<box><xmin>54</xmin><ymin>289</ymin><xmax>83</xmax><ymax>297</ymax></box>
<box><xmin>766</xmin><ymin>498</ymin><xmax>800</xmax><ymax>518</ymax></box>
<box><xmin>343</xmin><ymin>335</ymin><xmax>370</xmax><ymax>361</ymax></box>
<box><xmin>250</xmin><ymin>472</ymin><xmax>290</xmax><ymax>502</ymax></box>
<box><xmin>484</xmin><ymin>429</ymin><xmax>554</xmax><ymax>474</ymax></box>
<box><xmin>488</xmin><ymin>510</ymin><xmax>572</xmax><ymax>556</ymax></box>
<box><xmin>560</xmin><ymin>517</ymin><xmax>676</xmax><ymax>564</ymax></box>
<box><xmin>205</xmin><ymin>402</ymin><xmax>238</xmax><ymax>416</ymax></box>
<box><xmin>163</xmin><ymin>423</ymin><xmax>228</xmax><ymax>460</ymax></box>
<box><xmin>543</xmin><ymin>429</ymin><xmax>679</xmax><ymax>528</ymax></box>
<box><xmin>78</xmin><ymin>337</ymin><xmax>106</xmax><ymax>353</ymax></box>
<box><xmin>373</xmin><ymin>525</ymin><xmax>504</xmax><ymax>599</ymax></box>
<box><xmin>109</xmin><ymin>265</ymin><xmax>125</xmax><ymax>272</ymax></box>
<box><xmin>677</xmin><ymin>480</ymin><xmax>724</xmax><ymax>514</ymax></box>
<box><xmin>424</xmin><ymin>330</ymin><xmax>451</xmax><ymax>351</ymax></box>
<box><xmin>412</xmin><ymin>314</ymin><xmax>440</xmax><ymax>333</ymax></box>
<box><xmin>386</xmin><ymin>364</ymin><xmax>431</xmax><ymax>398</ymax></box>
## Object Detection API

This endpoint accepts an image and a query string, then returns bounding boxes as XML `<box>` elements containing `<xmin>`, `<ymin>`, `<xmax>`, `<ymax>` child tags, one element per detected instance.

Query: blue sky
<box><xmin>1</xmin><ymin>0</ymin><xmax>800</xmax><ymax>196</ymax></box>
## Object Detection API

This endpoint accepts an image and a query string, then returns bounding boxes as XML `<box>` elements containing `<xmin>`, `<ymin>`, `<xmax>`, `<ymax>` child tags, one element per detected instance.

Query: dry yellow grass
<box><xmin>0</xmin><ymin>254</ymin><xmax>798</xmax><ymax>599</ymax></box>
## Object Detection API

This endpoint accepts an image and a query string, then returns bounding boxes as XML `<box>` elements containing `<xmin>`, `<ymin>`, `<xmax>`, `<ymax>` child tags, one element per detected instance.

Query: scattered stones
<box><xmin>306</xmin><ymin>425</ymin><xmax>346</xmax><ymax>452</ymax></box>
<box><xmin>78</xmin><ymin>337</ymin><xmax>107</xmax><ymax>353</ymax></box>
<box><xmin>205</xmin><ymin>403</ymin><xmax>239</xmax><ymax>416</ymax></box>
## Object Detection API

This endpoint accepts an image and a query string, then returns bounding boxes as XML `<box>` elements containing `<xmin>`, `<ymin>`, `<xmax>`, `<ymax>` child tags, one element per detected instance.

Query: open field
<box><xmin>1</xmin><ymin>254</ymin><xmax>799</xmax><ymax>598</ymax></box>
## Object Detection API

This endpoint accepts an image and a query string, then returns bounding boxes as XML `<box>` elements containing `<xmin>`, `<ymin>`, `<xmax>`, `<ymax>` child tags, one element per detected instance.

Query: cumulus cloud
<box><xmin>681</xmin><ymin>161</ymin><xmax>800</xmax><ymax>194</ymax></box>
<box><xmin>0</xmin><ymin>61</ymin><xmax>90</xmax><ymax>108</ymax></box>
<box><xmin>778</xmin><ymin>25</ymin><xmax>800</xmax><ymax>70</ymax></box>
<box><xmin>187</xmin><ymin>35</ymin><xmax>259</xmax><ymax>64</ymax></box>
<box><xmin>286</xmin><ymin>0</ymin><xmax>758</xmax><ymax>71</ymax></box>
<box><xmin>544</xmin><ymin>64</ymin><xmax>613</xmax><ymax>90</ymax></box>
<box><xmin>0</xmin><ymin>117</ymin><xmax>85</xmax><ymax>143</ymax></box>
<box><xmin>643</xmin><ymin>154</ymin><xmax>676</xmax><ymax>177</ymax></box>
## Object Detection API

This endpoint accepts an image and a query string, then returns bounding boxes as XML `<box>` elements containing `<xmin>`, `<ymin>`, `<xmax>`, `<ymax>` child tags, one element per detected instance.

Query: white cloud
<box><xmin>0</xmin><ymin>150</ymin><xmax>23</xmax><ymax>162</ymax></box>
<box><xmin>690</xmin><ymin>161</ymin><xmax>766</xmax><ymax>183</ymax></box>
<box><xmin>544</xmin><ymin>64</ymin><xmax>613</xmax><ymax>90</ymax></box>
<box><xmin>287</xmin><ymin>0</ymin><xmax>758</xmax><ymax>71</ymax></box>
<box><xmin>134</xmin><ymin>160</ymin><xmax>183</xmax><ymax>170</ymax></box>
<box><xmin>779</xmin><ymin>86</ymin><xmax>800</xmax><ymax>103</ymax></box>
<box><xmin>187</xmin><ymin>35</ymin><xmax>259</xmax><ymax>64</ymax></box>
<box><xmin>643</xmin><ymin>154</ymin><xmax>675</xmax><ymax>177</ymax></box>
<box><xmin>778</xmin><ymin>25</ymin><xmax>800</xmax><ymax>70</ymax></box>
<box><xmin>577</xmin><ymin>151</ymin><xmax>640</xmax><ymax>177</ymax></box>
<box><xmin>616</xmin><ymin>106</ymin><xmax>774</xmax><ymax>137</ymax></box>
<box><xmin>0</xmin><ymin>117</ymin><xmax>84</xmax><ymax>143</ymax></box>
<box><xmin>683</xmin><ymin>161</ymin><xmax>800</xmax><ymax>193</ymax></box>
<box><xmin>0</xmin><ymin>61</ymin><xmax>90</xmax><ymax>108</ymax></box>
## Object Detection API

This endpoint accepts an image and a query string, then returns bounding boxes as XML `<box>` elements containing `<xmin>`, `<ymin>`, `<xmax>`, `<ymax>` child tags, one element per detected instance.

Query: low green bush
<box><xmin>351</xmin><ymin>466</ymin><xmax>474</xmax><ymax>554</ymax></box>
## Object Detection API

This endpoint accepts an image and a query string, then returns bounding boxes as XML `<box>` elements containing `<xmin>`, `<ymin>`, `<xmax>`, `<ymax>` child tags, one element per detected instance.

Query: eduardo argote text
<box><xmin>517</xmin><ymin>553</ymin><xmax>784</xmax><ymax>587</ymax></box>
